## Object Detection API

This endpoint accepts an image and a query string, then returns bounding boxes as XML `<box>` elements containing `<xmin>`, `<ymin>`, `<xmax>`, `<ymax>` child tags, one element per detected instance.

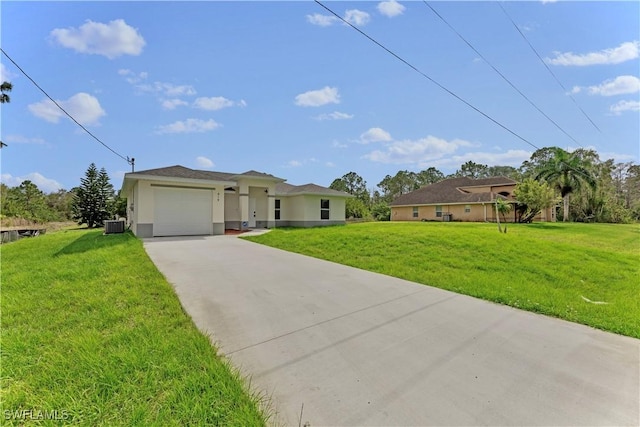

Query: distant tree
<box><xmin>454</xmin><ymin>161</ymin><xmax>489</xmax><ymax>179</ymax></box>
<box><xmin>487</xmin><ymin>165</ymin><xmax>520</xmax><ymax>180</ymax></box>
<box><xmin>72</xmin><ymin>163</ymin><xmax>115</xmax><ymax>228</ymax></box>
<box><xmin>371</xmin><ymin>203</ymin><xmax>391</xmax><ymax>221</ymax></box>
<box><xmin>513</xmin><ymin>178</ymin><xmax>559</xmax><ymax>223</ymax></box>
<box><xmin>113</xmin><ymin>190</ymin><xmax>128</xmax><ymax>218</ymax></box>
<box><xmin>416</xmin><ymin>167</ymin><xmax>444</xmax><ymax>187</ymax></box>
<box><xmin>345</xmin><ymin>198</ymin><xmax>370</xmax><ymax>219</ymax></box>
<box><xmin>46</xmin><ymin>189</ymin><xmax>74</xmax><ymax>221</ymax></box>
<box><xmin>330</xmin><ymin>171</ymin><xmax>370</xmax><ymax>205</ymax></box>
<box><xmin>1</xmin><ymin>180</ymin><xmax>51</xmax><ymax>221</ymax></box>
<box><xmin>0</xmin><ymin>81</ymin><xmax>12</xmax><ymax>104</ymax></box>
<box><xmin>377</xmin><ymin>170</ymin><xmax>418</xmax><ymax>203</ymax></box>
<box><xmin>534</xmin><ymin>147</ymin><xmax>597</xmax><ymax>222</ymax></box>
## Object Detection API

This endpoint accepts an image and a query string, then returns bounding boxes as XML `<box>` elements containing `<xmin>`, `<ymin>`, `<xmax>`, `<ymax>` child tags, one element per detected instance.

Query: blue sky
<box><xmin>1</xmin><ymin>1</ymin><xmax>638</xmax><ymax>193</ymax></box>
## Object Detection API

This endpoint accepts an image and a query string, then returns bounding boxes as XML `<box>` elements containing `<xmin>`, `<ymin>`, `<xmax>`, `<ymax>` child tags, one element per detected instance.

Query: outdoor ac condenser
<box><xmin>104</xmin><ymin>220</ymin><xmax>125</xmax><ymax>234</ymax></box>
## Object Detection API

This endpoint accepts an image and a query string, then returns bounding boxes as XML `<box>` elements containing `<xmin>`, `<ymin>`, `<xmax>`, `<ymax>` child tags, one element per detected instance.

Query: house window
<box><xmin>275</xmin><ymin>199</ymin><xmax>281</xmax><ymax>220</ymax></box>
<box><xmin>321</xmin><ymin>199</ymin><xmax>330</xmax><ymax>220</ymax></box>
<box><xmin>413</xmin><ymin>207</ymin><xmax>419</xmax><ymax>218</ymax></box>
<box><xmin>465</xmin><ymin>205</ymin><xmax>471</xmax><ymax>213</ymax></box>
<box><xmin>435</xmin><ymin>205</ymin><xmax>443</xmax><ymax>217</ymax></box>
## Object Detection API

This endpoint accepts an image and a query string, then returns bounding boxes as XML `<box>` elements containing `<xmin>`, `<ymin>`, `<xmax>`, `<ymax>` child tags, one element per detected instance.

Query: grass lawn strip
<box><xmin>244</xmin><ymin>222</ymin><xmax>639</xmax><ymax>339</ymax></box>
<box><xmin>1</xmin><ymin>229</ymin><xmax>267</xmax><ymax>426</ymax></box>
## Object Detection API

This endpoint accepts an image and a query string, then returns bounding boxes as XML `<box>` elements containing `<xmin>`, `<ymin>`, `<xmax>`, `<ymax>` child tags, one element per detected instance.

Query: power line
<box><xmin>497</xmin><ymin>2</ymin><xmax>601</xmax><ymax>134</ymax></box>
<box><xmin>423</xmin><ymin>1</ymin><xmax>583</xmax><ymax>146</ymax></box>
<box><xmin>314</xmin><ymin>1</ymin><xmax>540</xmax><ymax>151</ymax></box>
<box><xmin>0</xmin><ymin>48</ymin><xmax>135</xmax><ymax>166</ymax></box>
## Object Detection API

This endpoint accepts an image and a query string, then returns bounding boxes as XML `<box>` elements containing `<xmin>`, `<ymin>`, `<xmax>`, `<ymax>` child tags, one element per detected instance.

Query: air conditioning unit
<box><xmin>105</xmin><ymin>220</ymin><xmax>125</xmax><ymax>234</ymax></box>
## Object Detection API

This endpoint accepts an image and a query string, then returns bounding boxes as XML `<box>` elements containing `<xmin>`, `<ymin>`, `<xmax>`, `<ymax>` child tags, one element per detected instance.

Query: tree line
<box><xmin>1</xmin><ymin>163</ymin><xmax>126</xmax><ymax>227</ymax></box>
<box><xmin>330</xmin><ymin>147</ymin><xmax>640</xmax><ymax>223</ymax></box>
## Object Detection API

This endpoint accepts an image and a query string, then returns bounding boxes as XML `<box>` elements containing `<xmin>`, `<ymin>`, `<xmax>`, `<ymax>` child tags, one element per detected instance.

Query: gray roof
<box><xmin>276</xmin><ymin>182</ymin><xmax>351</xmax><ymax>197</ymax></box>
<box><xmin>126</xmin><ymin>165</ymin><xmax>284</xmax><ymax>182</ymax></box>
<box><xmin>123</xmin><ymin>165</ymin><xmax>347</xmax><ymax>196</ymax></box>
<box><xmin>390</xmin><ymin>176</ymin><xmax>516</xmax><ymax>206</ymax></box>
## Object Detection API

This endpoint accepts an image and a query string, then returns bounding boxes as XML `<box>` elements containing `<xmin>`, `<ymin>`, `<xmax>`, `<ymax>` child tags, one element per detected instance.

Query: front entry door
<box><xmin>248</xmin><ymin>197</ymin><xmax>256</xmax><ymax>227</ymax></box>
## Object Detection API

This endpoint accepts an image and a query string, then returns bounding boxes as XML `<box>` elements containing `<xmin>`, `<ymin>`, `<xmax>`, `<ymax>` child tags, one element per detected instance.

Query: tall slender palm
<box><xmin>535</xmin><ymin>147</ymin><xmax>597</xmax><ymax>221</ymax></box>
<box><xmin>0</xmin><ymin>81</ymin><xmax>12</xmax><ymax>103</ymax></box>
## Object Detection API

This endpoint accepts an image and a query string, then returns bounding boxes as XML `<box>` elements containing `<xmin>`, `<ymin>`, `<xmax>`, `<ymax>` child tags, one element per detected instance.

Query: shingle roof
<box><xmin>276</xmin><ymin>183</ymin><xmax>351</xmax><ymax>197</ymax></box>
<box><xmin>389</xmin><ymin>176</ymin><xmax>516</xmax><ymax>206</ymax></box>
<box><xmin>126</xmin><ymin>165</ymin><xmax>284</xmax><ymax>182</ymax></box>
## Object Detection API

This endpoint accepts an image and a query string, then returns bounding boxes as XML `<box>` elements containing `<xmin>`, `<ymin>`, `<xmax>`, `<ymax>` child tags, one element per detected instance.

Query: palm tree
<box><xmin>535</xmin><ymin>147</ymin><xmax>597</xmax><ymax>222</ymax></box>
<box><xmin>1</xmin><ymin>81</ymin><xmax>12</xmax><ymax>103</ymax></box>
<box><xmin>495</xmin><ymin>198</ymin><xmax>512</xmax><ymax>233</ymax></box>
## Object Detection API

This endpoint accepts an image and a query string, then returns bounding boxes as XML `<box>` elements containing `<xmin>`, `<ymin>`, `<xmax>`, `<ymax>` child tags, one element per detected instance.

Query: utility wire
<box><xmin>423</xmin><ymin>1</ymin><xmax>582</xmax><ymax>146</ymax></box>
<box><xmin>1</xmin><ymin>48</ymin><xmax>134</xmax><ymax>165</ymax></box>
<box><xmin>497</xmin><ymin>2</ymin><xmax>601</xmax><ymax>133</ymax></box>
<box><xmin>314</xmin><ymin>1</ymin><xmax>540</xmax><ymax>151</ymax></box>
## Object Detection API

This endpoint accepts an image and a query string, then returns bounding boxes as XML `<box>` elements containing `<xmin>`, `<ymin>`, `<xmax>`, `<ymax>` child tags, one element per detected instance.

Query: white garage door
<box><xmin>154</xmin><ymin>187</ymin><xmax>213</xmax><ymax>236</ymax></box>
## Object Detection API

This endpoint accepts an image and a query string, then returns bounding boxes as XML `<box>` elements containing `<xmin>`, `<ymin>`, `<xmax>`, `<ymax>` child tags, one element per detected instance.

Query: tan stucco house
<box><xmin>120</xmin><ymin>165</ymin><xmax>350</xmax><ymax>237</ymax></box>
<box><xmin>389</xmin><ymin>176</ymin><xmax>555</xmax><ymax>223</ymax></box>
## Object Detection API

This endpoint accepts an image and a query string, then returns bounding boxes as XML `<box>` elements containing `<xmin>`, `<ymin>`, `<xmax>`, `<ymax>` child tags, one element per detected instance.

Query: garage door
<box><xmin>154</xmin><ymin>187</ymin><xmax>213</xmax><ymax>236</ymax></box>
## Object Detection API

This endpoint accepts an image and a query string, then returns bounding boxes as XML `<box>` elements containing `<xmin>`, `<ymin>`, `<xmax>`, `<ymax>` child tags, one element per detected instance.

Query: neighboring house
<box><xmin>120</xmin><ymin>165</ymin><xmax>350</xmax><ymax>237</ymax></box>
<box><xmin>389</xmin><ymin>176</ymin><xmax>555</xmax><ymax>223</ymax></box>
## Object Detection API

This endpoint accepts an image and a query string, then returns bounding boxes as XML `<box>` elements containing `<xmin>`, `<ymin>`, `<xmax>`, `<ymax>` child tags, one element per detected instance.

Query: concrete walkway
<box><xmin>144</xmin><ymin>234</ymin><xmax>639</xmax><ymax>426</ymax></box>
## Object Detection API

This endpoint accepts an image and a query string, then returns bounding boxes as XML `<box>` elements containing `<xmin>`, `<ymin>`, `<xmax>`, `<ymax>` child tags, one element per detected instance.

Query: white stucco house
<box><xmin>120</xmin><ymin>165</ymin><xmax>351</xmax><ymax>237</ymax></box>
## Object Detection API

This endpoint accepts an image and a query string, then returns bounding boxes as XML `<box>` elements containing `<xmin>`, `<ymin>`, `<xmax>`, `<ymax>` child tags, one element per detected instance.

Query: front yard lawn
<box><xmin>1</xmin><ymin>229</ymin><xmax>266</xmax><ymax>426</ymax></box>
<box><xmin>244</xmin><ymin>222</ymin><xmax>639</xmax><ymax>339</ymax></box>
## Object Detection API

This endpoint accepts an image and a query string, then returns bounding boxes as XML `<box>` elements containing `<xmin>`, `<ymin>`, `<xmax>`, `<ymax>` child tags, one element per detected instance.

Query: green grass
<box><xmin>1</xmin><ymin>229</ymin><xmax>266</xmax><ymax>426</ymax></box>
<box><xmin>244</xmin><ymin>222</ymin><xmax>640</xmax><ymax>339</ymax></box>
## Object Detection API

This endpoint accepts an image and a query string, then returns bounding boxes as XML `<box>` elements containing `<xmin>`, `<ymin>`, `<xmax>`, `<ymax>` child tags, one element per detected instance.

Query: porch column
<box><xmin>239</xmin><ymin>183</ymin><xmax>249</xmax><ymax>230</ymax></box>
<box><xmin>267</xmin><ymin>187</ymin><xmax>276</xmax><ymax>228</ymax></box>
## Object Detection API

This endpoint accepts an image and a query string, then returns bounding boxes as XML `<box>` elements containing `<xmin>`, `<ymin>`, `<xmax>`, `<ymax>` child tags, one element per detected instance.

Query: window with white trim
<box><xmin>435</xmin><ymin>205</ymin><xmax>443</xmax><ymax>217</ymax></box>
<box><xmin>464</xmin><ymin>205</ymin><xmax>471</xmax><ymax>213</ymax></box>
<box><xmin>413</xmin><ymin>207</ymin><xmax>419</xmax><ymax>218</ymax></box>
<box><xmin>275</xmin><ymin>199</ymin><xmax>281</xmax><ymax>220</ymax></box>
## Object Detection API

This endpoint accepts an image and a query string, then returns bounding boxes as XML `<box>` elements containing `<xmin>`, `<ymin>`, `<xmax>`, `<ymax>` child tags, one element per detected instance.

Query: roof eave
<box><xmin>122</xmin><ymin>173</ymin><xmax>236</xmax><ymax>190</ymax></box>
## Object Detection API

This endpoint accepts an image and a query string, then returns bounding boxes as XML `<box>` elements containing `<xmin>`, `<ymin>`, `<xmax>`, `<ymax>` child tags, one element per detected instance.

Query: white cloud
<box><xmin>332</xmin><ymin>140</ymin><xmax>348</xmax><ymax>149</ymax></box>
<box><xmin>1</xmin><ymin>63</ymin><xmax>16</xmax><ymax>82</ymax></box>
<box><xmin>584</xmin><ymin>75</ymin><xmax>640</xmax><ymax>96</ymax></box>
<box><xmin>294</xmin><ymin>86</ymin><xmax>340</xmax><ymax>107</ymax></box>
<box><xmin>546</xmin><ymin>41</ymin><xmax>639</xmax><ymax>66</ymax></box>
<box><xmin>1</xmin><ymin>172</ymin><xmax>63</xmax><ymax>193</ymax></box>
<box><xmin>306</xmin><ymin>13</ymin><xmax>339</xmax><ymax>27</ymax></box>
<box><xmin>137</xmin><ymin>81</ymin><xmax>196</xmax><ymax>97</ymax></box>
<box><xmin>377</xmin><ymin>0</ymin><xmax>405</xmax><ymax>17</ymax></box>
<box><xmin>541</xmin><ymin>0</ymin><xmax>558</xmax><ymax>4</ymax></box>
<box><xmin>314</xmin><ymin>111</ymin><xmax>354</xmax><ymax>121</ymax></box>
<box><xmin>609</xmin><ymin>100</ymin><xmax>640</xmax><ymax>115</ymax></box>
<box><xmin>193</xmin><ymin>96</ymin><xmax>246</xmax><ymax>111</ymax></box>
<box><xmin>344</xmin><ymin>9</ymin><xmax>371</xmax><ymax>26</ymax></box>
<box><xmin>195</xmin><ymin>156</ymin><xmax>214</xmax><ymax>169</ymax></box>
<box><xmin>287</xmin><ymin>160</ymin><xmax>303</xmax><ymax>167</ymax></box>
<box><xmin>3</xmin><ymin>135</ymin><xmax>45</xmax><ymax>145</ymax></box>
<box><xmin>363</xmin><ymin>135</ymin><xmax>473</xmax><ymax>165</ymax></box>
<box><xmin>28</xmin><ymin>92</ymin><xmax>106</xmax><ymax>125</ymax></box>
<box><xmin>360</xmin><ymin>127</ymin><xmax>392</xmax><ymax>143</ymax></box>
<box><xmin>326</xmin><ymin>162</ymin><xmax>336</xmax><ymax>167</ymax></box>
<box><xmin>118</xmin><ymin>68</ymin><xmax>148</xmax><ymax>84</ymax></box>
<box><xmin>161</xmin><ymin>98</ymin><xmax>188</xmax><ymax>110</ymax></box>
<box><xmin>156</xmin><ymin>118</ymin><xmax>220</xmax><ymax>134</ymax></box>
<box><xmin>50</xmin><ymin>19</ymin><xmax>145</xmax><ymax>59</ymax></box>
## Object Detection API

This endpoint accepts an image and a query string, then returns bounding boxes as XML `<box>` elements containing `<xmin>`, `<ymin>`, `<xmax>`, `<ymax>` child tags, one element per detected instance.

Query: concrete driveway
<box><xmin>144</xmin><ymin>234</ymin><xmax>639</xmax><ymax>426</ymax></box>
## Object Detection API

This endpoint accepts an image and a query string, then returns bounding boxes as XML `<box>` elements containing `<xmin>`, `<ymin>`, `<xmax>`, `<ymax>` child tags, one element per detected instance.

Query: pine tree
<box><xmin>72</xmin><ymin>163</ymin><xmax>114</xmax><ymax>228</ymax></box>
